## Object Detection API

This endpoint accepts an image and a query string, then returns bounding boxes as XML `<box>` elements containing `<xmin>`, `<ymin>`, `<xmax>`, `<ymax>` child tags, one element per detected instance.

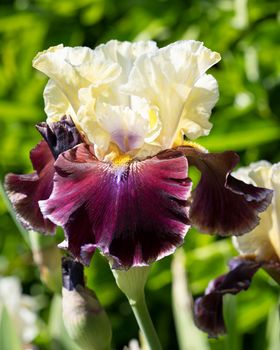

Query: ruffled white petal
<box><xmin>43</xmin><ymin>79</ymin><xmax>75</xmax><ymax>123</ymax></box>
<box><xmin>92</xmin><ymin>40</ymin><xmax>158</xmax><ymax>106</ymax></box>
<box><xmin>121</xmin><ymin>40</ymin><xmax>221</xmax><ymax>149</ymax></box>
<box><xmin>34</xmin><ymin>40</ymin><xmax>220</xmax><ymax>160</ymax></box>
<box><xmin>179</xmin><ymin>74</ymin><xmax>218</xmax><ymax>140</ymax></box>
<box><xmin>233</xmin><ymin>161</ymin><xmax>280</xmax><ymax>260</ymax></box>
<box><xmin>33</xmin><ymin>44</ymin><xmax>121</xmax><ymax>112</ymax></box>
<box><xmin>270</xmin><ymin>163</ymin><xmax>280</xmax><ymax>258</ymax></box>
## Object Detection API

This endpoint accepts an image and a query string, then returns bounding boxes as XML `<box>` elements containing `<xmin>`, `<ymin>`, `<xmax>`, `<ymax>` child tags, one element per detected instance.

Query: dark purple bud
<box><xmin>177</xmin><ymin>146</ymin><xmax>273</xmax><ymax>236</ymax></box>
<box><xmin>36</xmin><ymin>116</ymin><xmax>82</xmax><ymax>159</ymax></box>
<box><xmin>62</xmin><ymin>257</ymin><xmax>85</xmax><ymax>291</ymax></box>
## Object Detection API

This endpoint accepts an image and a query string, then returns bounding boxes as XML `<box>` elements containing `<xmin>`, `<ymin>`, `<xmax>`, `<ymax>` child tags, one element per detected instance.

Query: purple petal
<box><xmin>36</xmin><ymin>116</ymin><xmax>82</xmax><ymax>159</ymax></box>
<box><xmin>5</xmin><ymin>118</ymin><xmax>82</xmax><ymax>234</ymax></box>
<box><xmin>40</xmin><ymin>144</ymin><xmax>192</xmax><ymax>268</ymax></box>
<box><xmin>194</xmin><ymin>257</ymin><xmax>261</xmax><ymax>337</ymax></box>
<box><xmin>5</xmin><ymin>141</ymin><xmax>56</xmax><ymax>233</ymax></box>
<box><xmin>177</xmin><ymin>146</ymin><xmax>273</xmax><ymax>236</ymax></box>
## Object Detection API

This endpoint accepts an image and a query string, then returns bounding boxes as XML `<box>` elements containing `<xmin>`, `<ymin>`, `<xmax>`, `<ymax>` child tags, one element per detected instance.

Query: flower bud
<box><xmin>61</xmin><ymin>257</ymin><xmax>112</xmax><ymax>350</ymax></box>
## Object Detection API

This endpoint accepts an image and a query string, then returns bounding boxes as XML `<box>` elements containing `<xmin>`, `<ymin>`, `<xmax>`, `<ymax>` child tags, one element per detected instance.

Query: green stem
<box><xmin>130</xmin><ymin>294</ymin><xmax>162</xmax><ymax>350</ymax></box>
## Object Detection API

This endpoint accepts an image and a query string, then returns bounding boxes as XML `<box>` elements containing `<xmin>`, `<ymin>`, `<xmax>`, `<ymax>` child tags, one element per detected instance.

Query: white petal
<box><xmin>233</xmin><ymin>161</ymin><xmax>280</xmax><ymax>261</ymax></box>
<box><xmin>270</xmin><ymin>163</ymin><xmax>280</xmax><ymax>259</ymax></box>
<box><xmin>93</xmin><ymin>40</ymin><xmax>158</xmax><ymax>105</ymax></box>
<box><xmin>95</xmin><ymin>102</ymin><xmax>149</xmax><ymax>153</ymax></box>
<box><xmin>43</xmin><ymin>79</ymin><xmax>76</xmax><ymax>123</ymax></box>
<box><xmin>130</xmin><ymin>96</ymin><xmax>161</xmax><ymax>143</ymax></box>
<box><xmin>77</xmin><ymin>98</ymin><xmax>111</xmax><ymax>156</ymax></box>
<box><xmin>33</xmin><ymin>44</ymin><xmax>121</xmax><ymax>113</ymax></box>
<box><xmin>122</xmin><ymin>40</ymin><xmax>221</xmax><ymax>149</ymax></box>
<box><xmin>179</xmin><ymin>74</ymin><xmax>218</xmax><ymax>139</ymax></box>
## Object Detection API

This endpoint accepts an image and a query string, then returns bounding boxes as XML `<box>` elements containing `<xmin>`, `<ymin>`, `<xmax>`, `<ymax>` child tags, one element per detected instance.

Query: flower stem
<box><xmin>112</xmin><ymin>266</ymin><xmax>162</xmax><ymax>350</ymax></box>
<box><xmin>130</xmin><ymin>294</ymin><xmax>162</xmax><ymax>350</ymax></box>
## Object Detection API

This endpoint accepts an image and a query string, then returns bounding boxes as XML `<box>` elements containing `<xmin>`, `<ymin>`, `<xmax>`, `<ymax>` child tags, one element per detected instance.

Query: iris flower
<box><xmin>5</xmin><ymin>40</ymin><xmax>272</xmax><ymax>269</ymax></box>
<box><xmin>194</xmin><ymin>161</ymin><xmax>280</xmax><ymax>337</ymax></box>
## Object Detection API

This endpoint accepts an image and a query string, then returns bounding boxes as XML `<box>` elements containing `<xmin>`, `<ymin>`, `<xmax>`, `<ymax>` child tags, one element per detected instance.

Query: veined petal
<box><xmin>5</xmin><ymin>141</ymin><xmax>55</xmax><ymax>234</ymax></box>
<box><xmin>122</xmin><ymin>40</ymin><xmax>220</xmax><ymax>149</ymax></box>
<box><xmin>194</xmin><ymin>257</ymin><xmax>261</xmax><ymax>337</ymax></box>
<box><xmin>177</xmin><ymin>146</ymin><xmax>273</xmax><ymax>236</ymax></box>
<box><xmin>4</xmin><ymin>118</ymin><xmax>82</xmax><ymax>234</ymax></box>
<box><xmin>233</xmin><ymin>161</ymin><xmax>280</xmax><ymax>260</ymax></box>
<box><xmin>43</xmin><ymin>79</ymin><xmax>76</xmax><ymax>123</ymax></box>
<box><xmin>95</xmin><ymin>102</ymin><xmax>149</xmax><ymax>153</ymax></box>
<box><xmin>39</xmin><ymin>144</ymin><xmax>192</xmax><ymax>268</ymax></box>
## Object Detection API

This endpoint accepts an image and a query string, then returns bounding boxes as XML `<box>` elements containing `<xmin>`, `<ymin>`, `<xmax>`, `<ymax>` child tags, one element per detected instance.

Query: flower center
<box><xmin>112</xmin><ymin>154</ymin><xmax>132</xmax><ymax>166</ymax></box>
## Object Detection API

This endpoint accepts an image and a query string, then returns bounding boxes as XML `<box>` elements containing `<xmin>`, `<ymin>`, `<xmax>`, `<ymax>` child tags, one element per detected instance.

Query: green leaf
<box><xmin>0</xmin><ymin>306</ymin><xmax>22</xmax><ymax>350</ymax></box>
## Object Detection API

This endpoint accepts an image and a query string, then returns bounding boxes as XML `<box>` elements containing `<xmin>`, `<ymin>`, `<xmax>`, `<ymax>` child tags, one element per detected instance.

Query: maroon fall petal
<box><xmin>194</xmin><ymin>257</ymin><xmax>261</xmax><ymax>337</ymax></box>
<box><xmin>40</xmin><ymin>144</ymin><xmax>192</xmax><ymax>268</ymax></box>
<box><xmin>5</xmin><ymin>141</ymin><xmax>56</xmax><ymax>234</ymax></box>
<box><xmin>177</xmin><ymin>146</ymin><xmax>273</xmax><ymax>236</ymax></box>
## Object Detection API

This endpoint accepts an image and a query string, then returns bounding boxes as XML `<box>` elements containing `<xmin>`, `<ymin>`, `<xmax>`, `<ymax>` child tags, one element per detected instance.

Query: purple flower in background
<box><xmin>5</xmin><ymin>41</ymin><xmax>272</xmax><ymax>269</ymax></box>
<box><xmin>194</xmin><ymin>161</ymin><xmax>280</xmax><ymax>337</ymax></box>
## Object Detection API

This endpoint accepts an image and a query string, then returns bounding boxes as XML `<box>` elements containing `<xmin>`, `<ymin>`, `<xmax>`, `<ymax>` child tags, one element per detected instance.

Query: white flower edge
<box><xmin>232</xmin><ymin>161</ymin><xmax>280</xmax><ymax>261</ymax></box>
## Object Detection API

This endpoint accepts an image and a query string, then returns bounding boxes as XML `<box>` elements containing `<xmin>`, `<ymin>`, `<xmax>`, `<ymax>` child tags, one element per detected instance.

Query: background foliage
<box><xmin>0</xmin><ymin>0</ymin><xmax>279</xmax><ymax>349</ymax></box>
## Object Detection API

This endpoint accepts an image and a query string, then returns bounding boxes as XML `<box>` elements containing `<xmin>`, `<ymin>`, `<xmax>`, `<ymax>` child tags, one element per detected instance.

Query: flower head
<box><xmin>5</xmin><ymin>40</ymin><xmax>272</xmax><ymax>269</ymax></box>
<box><xmin>194</xmin><ymin>161</ymin><xmax>280</xmax><ymax>337</ymax></box>
<box><xmin>33</xmin><ymin>40</ymin><xmax>220</xmax><ymax>160</ymax></box>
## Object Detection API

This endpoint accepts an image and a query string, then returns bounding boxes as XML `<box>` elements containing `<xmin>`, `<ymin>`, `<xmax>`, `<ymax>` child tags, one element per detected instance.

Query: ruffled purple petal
<box><xmin>5</xmin><ymin>117</ymin><xmax>82</xmax><ymax>234</ymax></box>
<box><xmin>177</xmin><ymin>146</ymin><xmax>273</xmax><ymax>236</ymax></box>
<box><xmin>5</xmin><ymin>141</ymin><xmax>56</xmax><ymax>233</ymax></box>
<box><xmin>194</xmin><ymin>257</ymin><xmax>261</xmax><ymax>337</ymax></box>
<box><xmin>36</xmin><ymin>116</ymin><xmax>82</xmax><ymax>159</ymax></box>
<box><xmin>40</xmin><ymin>144</ymin><xmax>192</xmax><ymax>268</ymax></box>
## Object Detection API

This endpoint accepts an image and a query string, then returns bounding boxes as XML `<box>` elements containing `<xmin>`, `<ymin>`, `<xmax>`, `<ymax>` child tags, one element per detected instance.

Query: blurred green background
<box><xmin>0</xmin><ymin>0</ymin><xmax>279</xmax><ymax>349</ymax></box>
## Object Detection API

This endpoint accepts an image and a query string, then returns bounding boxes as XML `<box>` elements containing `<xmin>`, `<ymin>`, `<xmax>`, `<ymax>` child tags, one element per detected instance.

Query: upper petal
<box><xmin>40</xmin><ymin>144</ymin><xmax>192</xmax><ymax>268</ymax></box>
<box><xmin>33</xmin><ymin>44</ymin><xmax>121</xmax><ymax>113</ymax></box>
<box><xmin>43</xmin><ymin>79</ymin><xmax>76</xmax><ymax>123</ymax></box>
<box><xmin>178</xmin><ymin>74</ymin><xmax>218</xmax><ymax>140</ymax></box>
<box><xmin>178</xmin><ymin>146</ymin><xmax>273</xmax><ymax>236</ymax></box>
<box><xmin>122</xmin><ymin>40</ymin><xmax>220</xmax><ymax>149</ymax></box>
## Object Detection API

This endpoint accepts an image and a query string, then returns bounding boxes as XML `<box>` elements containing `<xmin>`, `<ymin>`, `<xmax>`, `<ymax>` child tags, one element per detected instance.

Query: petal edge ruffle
<box><xmin>40</xmin><ymin>144</ymin><xmax>192</xmax><ymax>268</ymax></box>
<box><xmin>178</xmin><ymin>146</ymin><xmax>273</xmax><ymax>236</ymax></box>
